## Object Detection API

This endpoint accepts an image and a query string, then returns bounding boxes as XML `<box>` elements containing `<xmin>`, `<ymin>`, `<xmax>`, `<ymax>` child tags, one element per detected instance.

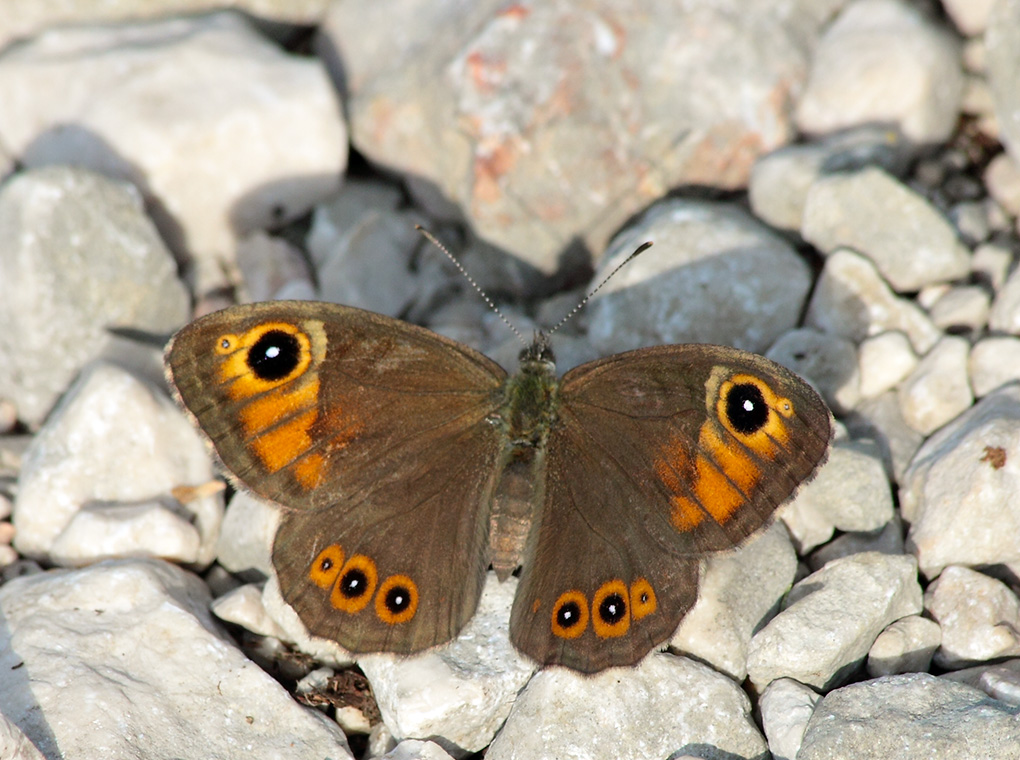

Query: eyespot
<box><xmin>330</xmin><ymin>554</ymin><xmax>378</xmax><ymax>613</ymax></box>
<box><xmin>216</xmin><ymin>334</ymin><xmax>238</xmax><ymax>354</ymax></box>
<box><xmin>630</xmin><ymin>578</ymin><xmax>657</xmax><ymax>620</ymax></box>
<box><xmin>375</xmin><ymin>575</ymin><xmax>419</xmax><ymax>625</ymax></box>
<box><xmin>592</xmin><ymin>580</ymin><xmax>630</xmax><ymax>638</ymax></box>
<box><xmin>551</xmin><ymin>590</ymin><xmax>589</xmax><ymax>639</ymax></box>
<box><xmin>248</xmin><ymin>329</ymin><xmax>302</xmax><ymax>382</ymax></box>
<box><xmin>723</xmin><ymin>381</ymin><xmax>769</xmax><ymax>435</ymax></box>
<box><xmin>308</xmin><ymin>544</ymin><xmax>344</xmax><ymax>590</ymax></box>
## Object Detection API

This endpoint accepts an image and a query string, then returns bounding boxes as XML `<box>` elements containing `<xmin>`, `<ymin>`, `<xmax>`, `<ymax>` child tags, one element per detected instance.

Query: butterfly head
<box><xmin>518</xmin><ymin>332</ymin><xmax>555</xmax><ymax>371</ymax></box>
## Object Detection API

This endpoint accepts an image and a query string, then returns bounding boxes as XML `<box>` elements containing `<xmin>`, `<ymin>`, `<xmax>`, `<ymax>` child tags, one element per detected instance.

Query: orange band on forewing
<box><xmin>250</xmin><ymin>409</ymin><xmax>319</xmax><ymax>473</ymax></box>
<box><xmin>293</xmin><ymin>453</ymin><xmax>325</xmax><ymax>490</ymax></box>
<box><xmin>239</xmin><ymin>377</ymin><xmax>320</xmax><ymax>436</ymax></box>
<box><xmin>693</xmin><ymin>426</ymin><xmax>761</xmax><ymax>525</ymax></box>
<box><xmin>658</xmin><ymin>372</ymin><xmax>801</xmax><ymax>532</ymax></box>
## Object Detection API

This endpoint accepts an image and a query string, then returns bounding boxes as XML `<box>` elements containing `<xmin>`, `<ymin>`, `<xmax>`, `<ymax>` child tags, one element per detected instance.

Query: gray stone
<box><xmin>322</xmin><ymin>0</ymin><xmax>820</xmax><ymax>275</ymax></box>
<box><xmin>767</xmin><ymin>328</ymin><xmax>860</xmax><ymax>414</ymax></box>
<box><xmin>671</xmin><ymin>523</ymin><xmax>797</xmax><ymax>681</ymax></box>
<box><xmin>0</xmin><ymin>12</ymin><xmax>346</xmax><ymax>294</ymax></box>
<box><xmin>989</xmin><ymin>267</ymin><xmax>1020</xmax><ymax>335</ymax></box>
<box><xmin>747</xmin><ymin>552</ymin><xmax>923</xmax><ymax>691</ymax></box>
<box><xmin>802</xmin><ymin>167</ymin><xmax>970</xmax><ymax>293</ymax></box>
<box><xmin>897</xmin><ymin>335</ymin><xmax>973</xmax><ymax>435</ymax></box>
<box><xmin>805</xmin><ymin>249</ymin><xmax>941</xmax><ymax>355</ymax></box>
<box><xmin>987</xmin><ymin>0</ymin><xmax>1020</xmax><ymax>164</ymax></box>
<box><xmin>926</xmin><ymin>565</ymin><xmax>1020</xmax><ymax>669</ymax></box>
<box><xmin>795</xmin><ymin>0</ymin><xmax>963</xmax><ymax>143</ymax></box>
<box><xmin>0</xmin><ymin>560</ymin><xmax>352</xmax><ymax>760</ymax></box>
<box><xmin>844</xmin><ymin>390</ymin><xmax>925</xmax><ymax>482</ymax></box>
<box><xmin>927</xmin><ymin>285</ymin><xmax>990</xmax><ymax>332</ymax></box>
<box><xmin>798</xmin><ymin>674</ymin><xmax>1020</xmax><ymax>760</ymax></box>
<box><xmin>857</xmin><ymin>331</ymin><xmax>919</xmax><ymax>399</ymax></box>
<box><xmin>358</xmin><ymin>576</ymin><xmax>535</xmax><ymax>756</ymax></box>
<box><xmin>969</xmin><ymin>336</ymin><xmax>1020</xmax><ymax>397</ymax></box>
<box><xmin>0</xmin><ymin>166</ymin><xmax>188</xmax><ymax>427</ymax></box>
<box><xmin>759</xmin><ymin>678</ymin><xmax>821</xmax><ymax>760</ymax></box>
<box><xmin>486</xmin><ymin>654</ymin><xmax>768</xmax><ymax>760</ymax></box>
<box><xmin>901</xmin><ymin>384</ymin><xmax>1020</xmax><ymax>577</ymax></box>
<box><xmin>749</xmin><ymin>125</ymin><xmax>916</xmax><ymax>231</ymax></box>
<box><xmin>867</xmin><ymin>614</ymin><xmax>941</xmax><ymax>677</ymax></box>
<box><xmin>587</xmin><ymin>199</ymin><xmax>811</xmax><ymax>355</ymax></box>
<box><xmin>13</xmin><ymin>362</ymin><xmax>222</xmax><ymax>567</ymax></box>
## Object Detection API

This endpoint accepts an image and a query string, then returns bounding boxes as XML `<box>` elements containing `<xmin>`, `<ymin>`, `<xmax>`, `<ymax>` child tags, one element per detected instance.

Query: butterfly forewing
<box><xmin>166</xmin><ymin>301</ymin><xmax>508</xmax><ymax>654</ymax></box>
<box><xmin>509</xmin><ymin>344</ymin><xmax>832</xmax><ymax>671</ymax></box>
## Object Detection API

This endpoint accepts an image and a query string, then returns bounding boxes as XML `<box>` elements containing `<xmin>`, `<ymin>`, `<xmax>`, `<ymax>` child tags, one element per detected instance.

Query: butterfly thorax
<box><xmin>487</xmin><ymin>338</ymin><xmax>559</xmax><ymax>581</ymax></box>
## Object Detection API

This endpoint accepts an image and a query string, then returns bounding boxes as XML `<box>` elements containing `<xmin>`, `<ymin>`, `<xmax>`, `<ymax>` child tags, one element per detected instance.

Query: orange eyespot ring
<box><xmin>329</xmin><ymin>554</ymin><xmax>378</xmax><ymax>613</ymax></box>
<box><xmin>216</xmin><ymin>334</ymin><xmax>239</xmax><ymax>354</ymax></box>
<box><xmin>551</xmin><ymin>590</ymin><xmax>589</xmax><ymax>639</ymax></box>
<box><xmin>308</xmin><ymin>544</ymin><xmax>344</xmax><ymax>590</ymax></box>
<box><xmin>592</xmin><ymin>580</ymin><xmax>630</xmax><ymax>638</ymax></box>
<box><xmin>630</xmin><ymin>578</ymin><xmax>657</xmax><ymax>620</ymax></box>
<box><xmin>375</xmin><ymin>575</ymin><xmax>419</xmax><ymax>625</ymax></box>
<box><xmin>217</xmin><ymin>321</ymin><xmax>313</xmax><ymax>394</ymax></box>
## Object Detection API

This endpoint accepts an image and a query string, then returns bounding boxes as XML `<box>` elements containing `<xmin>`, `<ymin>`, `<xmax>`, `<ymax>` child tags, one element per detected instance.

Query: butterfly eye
<box><xmin>551</xmin><ymin>591</ymin><xmax>589</xmax><ymax>639</ymax></box>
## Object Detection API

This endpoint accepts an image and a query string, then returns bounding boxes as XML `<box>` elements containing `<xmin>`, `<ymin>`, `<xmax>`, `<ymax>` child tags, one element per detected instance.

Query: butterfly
<box><xmin>165</xmin><ymin>299</ymin><xmax>831</xmax><ymax>672</ymax></box>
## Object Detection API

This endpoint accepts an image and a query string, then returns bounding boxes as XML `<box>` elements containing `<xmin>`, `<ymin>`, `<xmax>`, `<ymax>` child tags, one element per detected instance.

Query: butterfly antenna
<box><xmin>546</xmin><ymin>241</ymin><xmax>653</xmax><ymax>336</ymax></box>
<box><xmin>416</xmin><ymin>226</ymin><xmax>528</xmax><ymax>347</ymax></box>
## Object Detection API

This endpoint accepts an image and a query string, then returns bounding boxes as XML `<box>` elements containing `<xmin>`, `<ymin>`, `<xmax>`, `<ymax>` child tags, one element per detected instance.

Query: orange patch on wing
<box><xmin>630</xmin><ymin>578</ymin><xmax>657</xmax><ymax>620</ymax></box>
<box><xmin>309</xmin><ymin>544</ymin><xmax>344</xmax><ymax>589</ymax></box>
<box><xmin>658</xmin><ymin>426</ymin><xmax>763</xmax><ymax>531</ymax></box>
<box><xmin>251</xmin><ymin>409</ymin><xmax>318</xmax><ymax>473</ymax></box>
<box><xmin>694</xmin><ymin>427</ymin><xmax>761</xmax><ymax>525</ymax></box>
<box><xmin>240</xmin><ymin>377</ymin><xmax>320</xmax><ymax>437</ymax></box>
<box><xmin>294</xmin><ymin>453</ymin><xmax>325</xmax><ymax>490</ymax></box>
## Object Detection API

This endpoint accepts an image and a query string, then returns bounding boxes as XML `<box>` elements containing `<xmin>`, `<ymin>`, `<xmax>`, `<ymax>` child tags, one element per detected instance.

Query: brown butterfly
<box><xmin>165</xmin><ymin>300</ymin><xmax>831</xmax><ymax>673</ymax></box>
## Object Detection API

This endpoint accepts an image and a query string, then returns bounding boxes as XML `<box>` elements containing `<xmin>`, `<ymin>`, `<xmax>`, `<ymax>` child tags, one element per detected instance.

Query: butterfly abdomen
<box><xmin>487</xmin><ymin>347</ymin><xmax>560</xmax><ymax>580</ymax></box>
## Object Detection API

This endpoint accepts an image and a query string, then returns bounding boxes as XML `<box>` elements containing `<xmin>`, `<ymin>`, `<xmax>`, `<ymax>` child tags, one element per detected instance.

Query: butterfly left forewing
<box><xmin>510</xmin><ymin>344</ymin><xmax>832</xmax><ymax>671</ymax></box>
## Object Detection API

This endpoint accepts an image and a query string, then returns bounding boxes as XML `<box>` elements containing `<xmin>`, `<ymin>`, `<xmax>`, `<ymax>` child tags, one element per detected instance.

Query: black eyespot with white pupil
<box><xmin>319</xmin><ymin>557</ymin><xmax>334</xmax><ymax>572</ymax></box>
<box><xmin>556</xmin><ymin>600</ymin><xmax>583</xmax><ymax>629</ymax></box>
<box><xmin>725</xmin><ymin>382</ymin><xmax>769</xmax><ymax>435</ymax></box>
<box><xmin>598</xmin><ymin>593</ymin><xmax>627</xmax><ymax>624</ymax></box>
<box><xmin>339</xmin><ymin>568</ymin><xmax>368</xmax><ymax>599</ymax></box>
<box><xmin>248</xmin><ymin>329</ymin><xmax>300</xmax><ymax>381</ymax></box>
<box><xmin>384</xmin><ymin>585</ymin><xmax>411</xmax><ymax>614</ymax></box>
